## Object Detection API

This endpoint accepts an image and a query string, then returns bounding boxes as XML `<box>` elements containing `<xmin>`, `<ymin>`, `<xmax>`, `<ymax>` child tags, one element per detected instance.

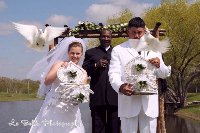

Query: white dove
<box><xmin>143</xmin><ymin>28</ymin><xmax>170</xmax><ymax>53</ymax></box>
<box><xmin>129</xmin><ymin>28</ymin><xmax>170</xmax><ymax>53</ymax></box>
<box><xmin>12</xmin><ymin>22</ymin><xmax>66</xmax><ymax>52</ymax></box>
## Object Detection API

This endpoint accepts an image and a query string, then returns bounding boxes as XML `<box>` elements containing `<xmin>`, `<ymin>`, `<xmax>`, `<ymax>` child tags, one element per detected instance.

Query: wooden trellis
<box><xmin>51</xmin><ymin>22</ymin><xmax>166</xmax><ymax>49</ymax></box>
<box><xmin>59</xmin><ymin>28</ymin><xmax>166</xmax><ymax>38</ymax></box>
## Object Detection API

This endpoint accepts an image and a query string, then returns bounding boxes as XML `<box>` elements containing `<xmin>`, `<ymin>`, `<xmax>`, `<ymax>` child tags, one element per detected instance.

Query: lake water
<box><xmin>165</xmin><ymin>115</ymin><xmax>200</xmax><ymax>133</ymax></box>
<box><xmin>0</xmin><ymin>101</ymin><xmax>199</xmax><ymax>133</ymax></box>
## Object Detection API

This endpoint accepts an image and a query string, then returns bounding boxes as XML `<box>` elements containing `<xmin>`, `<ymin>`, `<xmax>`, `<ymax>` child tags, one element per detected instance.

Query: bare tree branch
<box><xmin>181</xmin><ymin>51</ymin><xmax>200</xmax><ymax>74</ymax></box>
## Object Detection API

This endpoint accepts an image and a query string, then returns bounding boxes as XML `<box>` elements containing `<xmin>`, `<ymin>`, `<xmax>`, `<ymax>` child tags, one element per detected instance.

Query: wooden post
<box><xmin>151</xmin><ymin>22</ymin><xmax>167</xmax><ymax>133</ymax></box>
<box><xmin>158</xmin><ymin>94</ymin><xmax>166</xmax><ymax>133</ymax></box>
<box><xmin>54</xmin><ymin>37</ymin><xmax>58</xmax><ymax>46</ymax></box>
<box><xmin>48</xmin><ymin>38</ymin><xmax>58</xmax><ymax>51</ymax></box>
<box><xmin>157</xmin><ymin>79</ymin><xmax>166</xmax><ymax>133</ymax></box>
<box><xmin>49</xmin><ymin>43</ymin><xmax>55</xmax><ymax>51</ymax></box>
<box><xmin>27</xmin><ymin>80</ymin><xmax>30</xmax><ymax>94</ymax></box>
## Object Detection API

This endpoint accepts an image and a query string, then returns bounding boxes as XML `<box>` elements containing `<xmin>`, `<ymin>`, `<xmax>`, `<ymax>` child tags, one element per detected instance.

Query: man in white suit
<box><xmin>108</xmin><ymin>17</ymin><xmax>170</xmax><ymax>133</ymax></box>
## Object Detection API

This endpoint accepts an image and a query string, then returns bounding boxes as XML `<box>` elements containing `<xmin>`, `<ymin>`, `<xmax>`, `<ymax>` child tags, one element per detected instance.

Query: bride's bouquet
<box><xmin>55</xmin><ymin>61</ymin><xmax>94</xmax><ymax>106</ymax></box>
<box><xmin>56</xmin><ymin>83</ymin><xmax>93</xmax><ymax>106</ymax></box>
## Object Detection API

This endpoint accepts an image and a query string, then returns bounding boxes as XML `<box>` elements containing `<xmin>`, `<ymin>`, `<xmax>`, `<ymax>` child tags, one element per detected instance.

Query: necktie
<box><xmin>138</xmin><ymin>51</ymin><xmax>141</xmax><ymax>55</ymax></box>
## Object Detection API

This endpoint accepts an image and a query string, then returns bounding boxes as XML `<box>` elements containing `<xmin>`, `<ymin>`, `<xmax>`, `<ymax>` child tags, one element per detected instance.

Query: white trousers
<box><xmin>121</xmin><ymin>110</ymin><xmax>157</xmax><ymax>133</ymax></box>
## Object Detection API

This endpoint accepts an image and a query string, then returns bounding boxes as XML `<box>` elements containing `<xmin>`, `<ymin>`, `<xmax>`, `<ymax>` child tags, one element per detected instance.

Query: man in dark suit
<box><xmin>82</xmin><ymin>29</ymin><xmax>120</xmax><ymax>133</ymax></box>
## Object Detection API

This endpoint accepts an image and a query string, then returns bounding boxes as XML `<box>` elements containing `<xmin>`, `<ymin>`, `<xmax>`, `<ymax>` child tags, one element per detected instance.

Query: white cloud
<box><xmin>86</xmin><ymin>4</ymin><xmax>122</xmax><ymax>22</ymax></box>
<box><xmin>102</xmin><ymin>0</ymin><xmax>132</xmax><ymax>6</ymax></box>
<box><xmin>189</xmin><ymin>0</ymin><xmax>197</xmax><ymax>4</ymax></box>
<box><xmin>86</xmin><ymin>0</ymin><xmax>153</xmax><ymax>22</ymax></box>
<box><xmin>129</xmin><ymin>2</ymin><xmax>153</xmax><ymax>17</ymax></box>
<box><xmin>46</xmin><ymin>15</ymin><xmax>72</xmax><ymax>26</ymax></box>
<box><xmin>0</xmin><ymin>0</ymin><xmax>7</xmax><ymax>11</ymax></box>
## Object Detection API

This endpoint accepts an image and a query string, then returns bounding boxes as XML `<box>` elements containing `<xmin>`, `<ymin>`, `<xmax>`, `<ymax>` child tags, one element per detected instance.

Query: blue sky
<box><xmin>0</xmin><ymin>0</ymin><xmax>161</xmax><ymax>80</ymax></box>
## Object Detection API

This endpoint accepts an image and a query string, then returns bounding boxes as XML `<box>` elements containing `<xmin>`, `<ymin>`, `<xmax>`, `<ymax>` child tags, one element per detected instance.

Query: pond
<box><xmin>0</xmin><ymin>101</ymin><xmax>199</xmax><ymax>133</ymax></box>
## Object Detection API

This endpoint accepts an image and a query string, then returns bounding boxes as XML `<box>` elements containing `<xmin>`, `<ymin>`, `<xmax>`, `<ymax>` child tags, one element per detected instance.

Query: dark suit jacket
<box><xmin>82</xmin><ymin>45</ymin><xmax>118</xmax><ymax>107</ymax></box>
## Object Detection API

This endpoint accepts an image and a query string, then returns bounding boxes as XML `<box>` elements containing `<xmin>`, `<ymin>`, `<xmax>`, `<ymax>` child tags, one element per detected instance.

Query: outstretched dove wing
<box><xmin>44</xmin><ymin>26</ymin><xmax>66</xmax><ymax>43</ymax></box>
<box><xmin>144</xmin><ymin>29</ymin><xmax>170</xmax><ymax>53</ymax></box>
<box><xmin>12</xmin><ymin>22</ymin><xmax>39</xmax><ymax>46</ymax></box>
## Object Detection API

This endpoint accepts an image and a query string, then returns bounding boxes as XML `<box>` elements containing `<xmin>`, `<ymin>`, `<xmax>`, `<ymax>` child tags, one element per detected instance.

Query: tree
<box><xmin>143</xmin><ymin>0</ymin><xmax>200</xmax><ymax>107</ymax></box>
<box><xmin>0</xmin><ymin>76</ymin><xmax>39</xmax><ymax>94</ymax></box>
<box><xmin>107</xmin><ymin>9</ymin><xmax>133</xmax><ymax>47</ymax></box>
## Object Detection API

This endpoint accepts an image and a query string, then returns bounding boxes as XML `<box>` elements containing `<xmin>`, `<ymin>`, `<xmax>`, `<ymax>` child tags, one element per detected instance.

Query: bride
<box><xmin>28</xmin><ymin>37</ymin><xmax>90</xmax><ymax>133</ymax></box>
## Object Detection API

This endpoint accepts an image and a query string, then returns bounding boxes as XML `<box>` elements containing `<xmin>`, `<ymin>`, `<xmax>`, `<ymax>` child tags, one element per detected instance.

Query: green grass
<box><xmin>0</xmin><ymin>93</ymin><xmax>42</xmax><ymax>101</ymax></box>
<box><xmin>175</xmin><ymin>104</ymin><xmax>200</xmax><ymax>121</ymax></box>
<box><xmin>175</xmin><ymin>93</ymin><xmax>200</xmax><ymax>121</ymax></box>
<box><xmin>187</xmin><ymin>93</ymin><xmax>200</xmax><ymax>102</ymax></box>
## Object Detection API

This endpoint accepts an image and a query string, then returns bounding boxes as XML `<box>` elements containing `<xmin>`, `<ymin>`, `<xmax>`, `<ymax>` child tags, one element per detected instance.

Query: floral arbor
<box><xmin>56</xmin><ymin>21</ymin><xmax>165</xmax><ymax>38</ymax></box>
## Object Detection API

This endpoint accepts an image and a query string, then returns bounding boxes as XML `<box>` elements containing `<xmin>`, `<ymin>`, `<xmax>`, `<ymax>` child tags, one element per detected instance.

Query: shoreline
<box><xmin>0</xmin><ymin>93</ymin><xmax>42</xmax><ymax>102</ymax></box>
<box><xmin>0</xmin><ymin>99</ymin><xmax>43</xmax><ymax>102</ymax></box>
<box><xmin>174</xmin><ymin>113</ymin><xmax>200</xmax><ymax>122</ymax></box>
<box><xmin>1</xmin><ymin>93</ymin><xmax>199</xmax><ymax>122</ymax></box>
<box><xmin>174</xmin><ymin>104</ymin><xmax>200</xmax><ymax>122</ymax></box>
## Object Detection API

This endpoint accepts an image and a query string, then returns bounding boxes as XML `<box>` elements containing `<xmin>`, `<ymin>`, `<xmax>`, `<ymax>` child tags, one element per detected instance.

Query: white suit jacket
<box><xmin>108</xmin><ymin>40</ymin><xmax>170</xmax><ymax>118</ymax></box>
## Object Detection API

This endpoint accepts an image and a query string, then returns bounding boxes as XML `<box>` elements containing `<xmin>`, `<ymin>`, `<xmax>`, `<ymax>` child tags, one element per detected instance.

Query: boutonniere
<box><xmin>137</xmin><ymin>81</ymin><xmax>147</xmax><ymax>89</ymax></box>
<box><xmin>68</xmin><ymin>70</ymin><xmax>77</xmax><ymax>79</ymax></box>
<box><xmin>135</xmin><ymin>64</ymin><xmax>146</xmax><ymax>72</ymax></box>
<box><xmin>74</xmin><ymin>93</ymin><xmax>85</xmax><ymax>103</ymax></box>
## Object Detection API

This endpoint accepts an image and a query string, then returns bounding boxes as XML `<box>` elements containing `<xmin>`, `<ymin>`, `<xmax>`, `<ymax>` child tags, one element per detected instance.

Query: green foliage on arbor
<box><xmin>87</xmin><ymin>9</ymin><xmax>133</xmax><ymax>48</ymax></box>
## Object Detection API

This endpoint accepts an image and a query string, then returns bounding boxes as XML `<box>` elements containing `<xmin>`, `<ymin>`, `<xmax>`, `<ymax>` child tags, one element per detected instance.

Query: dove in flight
<box><xmin>144</xmin><ymin>28</ymin><xmax>170</xmax><ymax>53</ymax></box>
<box><xmin>130</xmin><ymin>28</ymin><xmax>170</xmax><ymax>53</ymax></box>
<box><xmin>12</xmin><ymin>22</ymin><xmax>66</xmax><ymax>52</ymax></box>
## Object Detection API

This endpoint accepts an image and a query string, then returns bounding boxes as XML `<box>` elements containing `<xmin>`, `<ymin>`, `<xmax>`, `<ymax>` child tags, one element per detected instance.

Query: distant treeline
<box><xmin>0</xmin><ymin>76</ymin><xmax>40</xmax><ymax>94</ymax></box>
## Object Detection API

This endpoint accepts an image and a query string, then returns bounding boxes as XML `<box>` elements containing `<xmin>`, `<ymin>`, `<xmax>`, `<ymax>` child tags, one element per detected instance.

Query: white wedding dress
<box><xmin>29</xmin><ymin>74</ymin><xmax>85</xmax><ymax>133</ymax></box>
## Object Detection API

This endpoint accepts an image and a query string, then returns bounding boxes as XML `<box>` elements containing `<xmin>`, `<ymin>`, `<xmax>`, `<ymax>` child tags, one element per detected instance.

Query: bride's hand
<box><xmin>82</xmin><ymin>71</ymin><xmax>89</xmax><ymax>84</ymax></box>
<box><xmin>61</xmin><ymin>62</ymin><xmax>68</xmax><ymax>68</ymax></box>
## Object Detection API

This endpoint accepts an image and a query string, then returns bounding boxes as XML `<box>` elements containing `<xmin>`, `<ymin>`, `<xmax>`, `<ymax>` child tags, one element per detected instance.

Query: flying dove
<box><xmin>129</xmin><ymin>28</ymin><xmax>170</xmax><ymax>53</ymax></box>
<box><xmin>143</xmin><ymin>28</ymin><xmax>170</xmax><ymax>53</ymax></box>
<box><xmin>12</xmin><ymin>22</ymin><xmax>66</xmax><ymax>52</ymax></box>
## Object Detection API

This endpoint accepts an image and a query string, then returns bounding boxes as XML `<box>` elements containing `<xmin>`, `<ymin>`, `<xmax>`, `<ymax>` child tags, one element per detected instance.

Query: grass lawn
<box><xmin>187</xmin><ymin>93</ymin><xmax>200</xmax><ymax>102</ymax></box>
<box><xmin>0</xmin><ymin>93</ymin><xmax>42</xmax><ymax>101</ymax></box>
<box><xmin>175</xmin><ymin>93</ymin><xmax>200</xmax><ymax>121</ymax></box>
<box><xmin>175</xmin><ymin>104</ymin><xmax>200</xmax><ymax>121</ymax></box>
